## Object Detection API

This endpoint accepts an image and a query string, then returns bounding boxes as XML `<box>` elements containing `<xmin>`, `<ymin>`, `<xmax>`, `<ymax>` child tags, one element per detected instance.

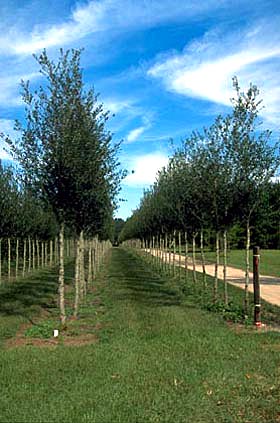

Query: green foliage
<box><xmin>120</xmin><ymin>78</ymin><xmax>280</xmax><ymax>246</ymax></box>
<box><xmin>24</xmin><ymin>320</ymin><xmax>56</xmax><ymax>339</ymax></box>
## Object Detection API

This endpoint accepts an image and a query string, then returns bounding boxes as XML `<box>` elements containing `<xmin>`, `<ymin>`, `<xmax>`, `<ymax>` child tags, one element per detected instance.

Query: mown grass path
<box><xmin>0</xmin><ymin>247</ymin><xmax>280</xmax><ymax>422</ymax></box>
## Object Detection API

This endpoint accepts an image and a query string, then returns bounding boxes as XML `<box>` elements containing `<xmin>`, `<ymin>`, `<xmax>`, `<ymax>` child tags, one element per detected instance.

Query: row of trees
<box><xmin>120</xmin><ymin>78</ymin><xmax>280</xmax><ymax>313</ymax></box>
<box><xmin>1</xmin><ymin>49</ymin><xmax>124</xmax><ymax>325</ymax></box>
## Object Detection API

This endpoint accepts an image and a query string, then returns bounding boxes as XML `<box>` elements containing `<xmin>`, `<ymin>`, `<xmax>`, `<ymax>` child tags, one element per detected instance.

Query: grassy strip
<box><xmin>1</xmin><ymin>248</ymin><xmax>280</xmax><ymax>422</ymax></box>
<box><xmin>173</xmin><ymin>248</ymin><xmax>280</xmax><ymax>277</ymax></box>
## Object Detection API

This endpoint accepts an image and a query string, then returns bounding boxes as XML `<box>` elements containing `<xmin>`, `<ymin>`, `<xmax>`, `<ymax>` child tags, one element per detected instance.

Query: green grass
<box><xmin>1</xmin><ymin>248</ymin><xmax>280</xmax><ymax>422</ymax></box>
<box><xmin>202</xmin><ymin>249</ymin><xmax>280</xmax><ymax>277</ymax></box>
<box><xmin>173</xmin><ymin>248</ymin><xmax>280</xmax><ymax>277</ymax></box>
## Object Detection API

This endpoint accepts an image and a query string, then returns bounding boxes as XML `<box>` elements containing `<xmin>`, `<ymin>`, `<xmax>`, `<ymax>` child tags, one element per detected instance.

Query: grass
<box><xmin>172</xmin><ymin>247</ymin><xmax>280</xmax><ymax>277</ymax></box>
<box><xmin>202</xmin><ymin>249</ymin><xmax>280</xmax><ymax>277</ymax></box>
<box><xmin>0</xmin><ymin>248</ymin><xmax>280</xmax><ymax>422</ymax></box>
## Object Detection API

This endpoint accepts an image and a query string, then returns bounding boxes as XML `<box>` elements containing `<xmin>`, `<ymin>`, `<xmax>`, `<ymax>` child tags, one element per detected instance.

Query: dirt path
<box><xmin>147</xmin><ymin>249</ymin><xmax>280</xmax><ymax>306</ymax></box>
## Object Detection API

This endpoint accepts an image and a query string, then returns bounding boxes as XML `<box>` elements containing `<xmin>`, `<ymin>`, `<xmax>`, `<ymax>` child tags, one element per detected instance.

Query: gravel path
<box><xmin>147</xmin><ymin>249</ymin><xmax>280</xmax><ymax>306</ymax></box>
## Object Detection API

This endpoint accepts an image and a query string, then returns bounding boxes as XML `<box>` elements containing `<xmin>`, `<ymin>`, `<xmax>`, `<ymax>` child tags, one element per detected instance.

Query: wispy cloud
<box><xmin>123</xmin><ymin>151</ymin><xmax>168</xmax><ymax>187</ymax></box>
<box><xmin>0</xmin><ymin>0</ymin><xmax>237</xmax><ymax>56</ymax></box>
<box><xmin>0</xmin><ymin>71</ymin><xmax>40</xmax><ymax>107</ymax></box>
<box><xmin>148</xmin><ymin>21</ymin><xmax>280</xmax><ymax>126</ymax></box>
<box><xmin>126</xmin><ymin>126</ymin><xmax>146</xmax><ymax>143</ymax></box>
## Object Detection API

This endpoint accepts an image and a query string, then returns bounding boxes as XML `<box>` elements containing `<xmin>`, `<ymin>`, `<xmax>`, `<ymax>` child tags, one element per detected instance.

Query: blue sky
<box><xmin>0</xmin><ymin>0</ymin><xmax>280</xmax><ymax>219</ymax></box>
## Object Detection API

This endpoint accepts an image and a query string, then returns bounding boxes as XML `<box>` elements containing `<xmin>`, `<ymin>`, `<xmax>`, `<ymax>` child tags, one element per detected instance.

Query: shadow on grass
<box><xmin>109</xmin><ymin>248</ymin><xmax>182</xmax><ymax>307</ymax></box>
<box><xmin>0</xmin><ymin>262</ymin><xmax>74</xmax><ymax>319</ymax></box>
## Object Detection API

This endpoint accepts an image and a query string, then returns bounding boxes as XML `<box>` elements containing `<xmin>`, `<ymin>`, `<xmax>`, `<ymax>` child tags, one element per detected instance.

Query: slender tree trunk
<box><xmin>178</xmin><ymin>231</ymin><xmax>182</xmax><ymax>280</ymax></box>
<box><xmin>74</xmin><ymin>235</ymin><xmax>81</xmax><ymax>318</ymax></box>
<box><xmin>200</xmin><ymin>230</ymin><xmax>206</xmax><ymax>289</ymax></box>
<box><xmin>244</xmin><ymin>222</ymin><xmax>250</xmax><ymax>317</ymax></box>
<box><xmin>36</xmin><ymin>239</ymin><xmax>40</xmax><ymax>268</ymax></box>
<box><xmin>184</xmin><ymin>232</ymin><xmax>188</xmax><ymax>283</ymax></box>
<box><xmin>223</xmin><ymin>229</ymin><xmax>228</xmax><ymax>306</ymax></box>
<box><xmin>23</xmin><ymin>239</ymin><xmax>26</xmax><ymax>277</ymax></box>
<box><xmin>41</xmin><ymin>241</ymin><xmax>44</xmax><ymax>268</ymax></box>
<box><xmin>32</xmin><ymin>239</ymin><xmax>35</xmax><ymax>270</ymax></box>
<box><xmin>45</xmin><ymin>242</ymin><xmax>48</xmax><ymax>267</ymax></box>
<box><xmin>192</xmin><ymin>233</ymin><xmax>197</xmax><ymax>283</ymax></box>
<box><xmin>16</xmin><ymin>239</ymin><xmax>19</xmax><ymax>280</ymax></box>
<box><xmin>28</xmin><ymin>237</ymin><xmax>31</xmax><ymax>273</ymax></box>
<box><xmin>50</xmin><ymin>240</ymin><xmax>53</xmax><ymax>267</ymax></box>
<box><xmin>79</xmin><ymin>231</ymin><xmax>85</xmax><ymax>298</ymax></box>
<box><xmin>88</xmin><ymin>243</ymin><xmax>92</xmax><ymax>285</ymax></box>
<box><xmin>0</xmin><ymin>238</ymin><xmax>2</xmax><ymax>283</ymax></box>
<box><xmin>59</xmin><ymin>223</ymin><xmax>66</xmax><ymax>326</ymax></box>
<box><xmin>214</xmin><ymin>231</ymin><xmax>220</xmax><ymax>303</ymax></box>
<box><xmin>8</xmin><ymin>238</ymin><xmax>11</xmax><ymax>281</ymax></box>
<box><xmin>173</xmin><ymin>230</ymin><xmax>176</xmax><ymax>276</ymax></box>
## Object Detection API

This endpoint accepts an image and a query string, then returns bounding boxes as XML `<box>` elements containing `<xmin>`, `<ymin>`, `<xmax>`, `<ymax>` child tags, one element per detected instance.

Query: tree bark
<box><xmin>28</xmin><ymin>237</ymin><xmax>31</xmax><ymax>273</ymax></box>
<box><xmin>0</xmin><ymin>238</ymin><xmax>2</xmax><ymax>283</ymax></box>
<box><xmin>223</xmin><ymin>229</ymin><xmax>228</xmax><ymax>306</ymax></box>
<box><xmin>16</xmin><ymin>239</ymin><xmax>19</xmax><ymax>279</ymax></box>
<box><xmin>200</xmin><ymin>230</ymin><xmax>207</xmax><ymax>289</ymax></box>
<box><xmin>32</xmin><ymin>239</ymin><xmax>35</xmax><ymax>270</ymax></box>
<box><xmin>214</xmin><ymin>231</ymin><xmax>220</xmax><ymax>303</ymax></box>
<box><xmin>36</xmin><ymin>239</ymin><xmax>40</xmax><ymax>268</ymax></box>
<box><xmin>59</xmin><ymin>223</ymin><xmax>66</xmax><ymax>326</ymax></box>
<box><xmin>23</xmin><ymin>239</ymin><xmax>26</xmax><ymax>277</ymax></box>
<box><xmin>8</xmin><ymin>238</ymin><xmax>11</xmax><ymax>281</ymax></box>
<box><xmin>50</xmin><ymin>239</ymin><xmax>53</xmax><ymax>267</ymax></box>
<box><xmin>79</xmin><ymin>231</ymin><xmax>85</xmax><ymax>298</ymax></box>
<box><xmin>178</xmin><ymin>231</ymin><xmax>182</xmax><ymax>280</ymax></box>
<box><xmin>173</xmin><ymin>231</ymin><xmax>176</xmax><ymax>276</ymax></box>
<box><xmin>192</xmin><ymin>233</ymin><xmax>197</xmax><ymax>284</ymax></box>
<box><xmin>45</xmin><ymin>242</ymin><xmax>48</xmax><ymax>267</ymax></box>
<box><xmin>184</xmin><ymin>232</ymin><xmax>188</xmax><ymax>283</ymax></box>
<box><xmin>74</xmin><ymin>235</ymin><xmax>81</xmax><ymax>318</ymax></box>
<box><xmin>244</xmin><ymin>222</ymin><xmax>250</xmax><ymax>317</ymax></box>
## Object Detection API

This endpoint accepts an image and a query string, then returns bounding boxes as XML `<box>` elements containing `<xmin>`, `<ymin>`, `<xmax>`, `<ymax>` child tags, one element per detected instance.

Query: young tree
<box><xmin>2</xmin><ymin>49</ymin><xmax>123</xmax><ymax>324</ymax></box>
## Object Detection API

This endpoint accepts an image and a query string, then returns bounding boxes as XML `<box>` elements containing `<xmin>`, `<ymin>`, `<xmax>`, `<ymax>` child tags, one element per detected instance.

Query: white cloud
<box><xmin>0</xmin><ymin>71</ymin><xmax>40</xmax><ymax>107</ymax></box>
<box><xmin>0</xmin><ymin>0</ymin><xmax>234</xmax><ymax>56</ymax></box>
<box><xmin>126</xmin><ymin>126</ymin><xmax>146</xmax><ymax>143</ymax></box>
<box><xmin>148</xmin><ymin>23</ymin><xmax>280</xmax><ymax>126</ymax></box>
<box><xmin>123</xmin><ymin>151</ymin><xmax>168</xmax><ymax>187</ymax></box>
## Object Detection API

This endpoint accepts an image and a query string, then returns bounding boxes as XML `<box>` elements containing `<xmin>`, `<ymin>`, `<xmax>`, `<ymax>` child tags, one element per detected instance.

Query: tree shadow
<box><xmin>109</xmin><ymin>249</ymin><xmax>182</xmax><ymax>307</ymax></box>
<box><xmin>0</xmin><ymin>263</ymin><xmax>73</xmax><ymax>319</ymax></box>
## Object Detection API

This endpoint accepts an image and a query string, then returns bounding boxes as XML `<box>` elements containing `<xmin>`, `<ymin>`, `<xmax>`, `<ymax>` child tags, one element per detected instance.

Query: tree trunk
<box><xmin>223</xmin><ymin>229</ymin><xmax>228</xmax><ymax>306</ymax></box>
<box><xmin>23</xmin><ymin>239</ymin><xmax>26</xmax><ymax>277</ymax></box>
<box><xmin>28</xmin><ymin>237</ymin><xmax>31</xmax><ymax>273</ymax></box>
<box><xmin>41</xmin><ymin>241</ymin><xmax>44</xmax><ymax>268</ymax></box>
<box><xmin>173</xmin><ymin>231</ymin><xmax>176</xmax><ymax>276</ymax></box>
<box><xmin>200</xmin><ymin>230</ymin><xmax>206</xmax><ymax>289</ymax></box>
<box><xmin>88</xmin><ymin>242</ymin><xmax>92</xmax><ymax>285</ymax></box>
<box><xmin>16</xmin><ymin>239</ymin><xmax>19</xmax><ymax>280</ymax></box>
<box><xmin>214</xmin><ymin>231</ymin><xmax>220</xmax><ymax>303</ymax></box>
<box><xmin>36</xmin><ymin>239</ymin><xmax>40</xmax><ymax>268</ymax></box>
<box><xmin>178</xmin><ymin>231</ymin><xmax>182</xmax><ymax>280</ymax></box>
<box><xmin>59</xmin><ymin>223</ymin><xmax>66</xmax><ymax>326</ymax></box>
<box><xmin>32</xmin><ymin>239</ymin><xmax>35</xmax><ymax>270</ymax></box>
<box><xmin>244</xmin><ymin>222</ymin><xmax>250</xmax><ymax>317</ymax></box>
<box><xmin>50</xmin><ymin>239</ymin><xmax>53</xmax><ymax>267</ymax></box>
<box><xmin>8</xmin><ymin>238</ymin><xmax>11</xmax><ymax>281</ymax></box>
<box><xmin>184</xmin><ymin>232</ymin><xmax>188</xmax><ymax>283</ymax></box>
<box><xmin>79</xmin><ymin>231</ymin><xmax>85</xmax><ymax>298</ymax></box>
<box><xmin>192</xmin><ymin>233</ymin><xmax>197</xmax><ymax>283</ymax></box>
<box><xmin>74</xmin><ymin>235</ymin><xmax>81</xmax><ymax>318</ymax></box>
<box><xmin>45</xmin><ymin>242</ymin><xmax>48</xmax><ymax>267</ymax></box>
<box><xmin>0</xmin><ymin>239</ymin><xmax>2</xmax><ymax>283</ymax></box>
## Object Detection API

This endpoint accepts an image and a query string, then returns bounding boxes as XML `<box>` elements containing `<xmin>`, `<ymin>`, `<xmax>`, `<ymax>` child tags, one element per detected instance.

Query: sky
<box><xmin>0</xmin><ymin>0</ymin><xmax>280</xmax><ymax>220</ymax></box>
